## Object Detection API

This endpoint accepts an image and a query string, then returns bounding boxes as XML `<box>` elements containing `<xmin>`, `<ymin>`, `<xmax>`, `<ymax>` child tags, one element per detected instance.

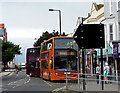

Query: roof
<box><xmin>95</xmin><ymin>3</ymin><xmax>104</xmax><ymax>11</ymax></box>
<box><xmin>83</xmin><ymin>3</ymin><xmax>104</xmax><ymax>21</ymax></box>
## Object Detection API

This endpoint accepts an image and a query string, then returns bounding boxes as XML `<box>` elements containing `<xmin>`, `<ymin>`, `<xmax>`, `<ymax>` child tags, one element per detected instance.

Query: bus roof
<box><xmin>41</xmin><ymin>36</ymin><xmax>73</xmax><ymax>45</ymax></box>
<box><xmin>27</xmin><ymin>46</ymin><xmax>40</xmax><ymax>50</ymax></box>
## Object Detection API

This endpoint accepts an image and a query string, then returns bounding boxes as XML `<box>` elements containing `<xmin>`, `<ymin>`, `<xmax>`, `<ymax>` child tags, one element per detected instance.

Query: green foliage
<box><xmin>2</xmin><ymin>41</ymin><xmax>21</xmax><ymax>65</ymax></box>
<box><xmin>34</xmin><ymin>30</ymin><xmax>67</xmax><ymax>47</ymax></box>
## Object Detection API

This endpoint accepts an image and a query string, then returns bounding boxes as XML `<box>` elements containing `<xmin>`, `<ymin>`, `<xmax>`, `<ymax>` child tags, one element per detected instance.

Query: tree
<box><xmin>2</xmin><ymin>41</ymin><xmax>21</xmax><ymax>67</ymax></box>
<box><xmin>33</xmin><ymin>30</ymin><xmax>67</xmax><ymax>47</ymax></box>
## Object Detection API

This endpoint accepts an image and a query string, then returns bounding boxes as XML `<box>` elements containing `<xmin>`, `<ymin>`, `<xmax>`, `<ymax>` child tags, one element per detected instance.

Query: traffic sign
<box><xmin>73</xmin><ymin>24</ymin><xmax>105</xmax><ymax>49</ymax></box>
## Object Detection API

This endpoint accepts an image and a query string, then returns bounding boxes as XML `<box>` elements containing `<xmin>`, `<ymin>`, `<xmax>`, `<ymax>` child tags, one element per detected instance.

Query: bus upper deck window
<box><xmin>47</xmin><ymin>43</ymin><xmax>52</xmax><ymax>50</ymax></box>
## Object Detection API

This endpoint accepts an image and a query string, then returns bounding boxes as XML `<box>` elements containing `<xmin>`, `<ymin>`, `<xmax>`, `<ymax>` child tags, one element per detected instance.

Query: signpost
<box><xmin>73</xmin><ymin>23</ymin><xmax>105</xmax><ymax>90</ymax></box>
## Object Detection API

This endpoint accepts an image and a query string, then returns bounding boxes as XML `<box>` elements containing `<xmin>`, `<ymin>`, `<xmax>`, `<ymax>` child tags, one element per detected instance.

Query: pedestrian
<box><xmin>104</xmin><ymin>63</ymin><xmax>110</xmax><ymax>84</ymax></box>
<box><xmin>15</xmin><ymin>64</ymin><xmax>19</xmax><ymax>75</ymax></box>
<box><xmin>108</xmin><ymin>64</ymin><xmax>112</xmax><ymax>83</ymax></box>
<box><xmin>96</xmin><ymin>64</ymin><xmax>101</xmax><ymax>84</ymax></box>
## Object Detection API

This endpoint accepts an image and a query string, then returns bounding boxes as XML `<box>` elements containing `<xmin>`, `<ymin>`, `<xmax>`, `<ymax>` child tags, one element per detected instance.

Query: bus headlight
<box><xmin>64</xmin><ymin>72</ymin><xmax>71</xmax><ymax>74</ymax></box>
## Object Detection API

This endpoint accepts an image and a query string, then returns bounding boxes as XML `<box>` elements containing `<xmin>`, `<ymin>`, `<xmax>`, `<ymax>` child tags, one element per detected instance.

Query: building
<box><xmin>0</xmin><ymin>24</ymin><xmax>7</xmax><ymax>72</ymax></box>
<box><xmin>0</xmin><ymin>24</ymin><xmax>7</xmax><ymax>42</ymax></box>
<box><xmin>103</xmin><ymin>0</ymin><xmax>120</xmax><ymax>76</ymax></box>
<box><xmin>83</xmin><ymin>3</ymin><xmax>104</xmax><ymax>24</ymax></box>
<box><xmin>117</xmin><ymin>0</ymin><xmax>120</xmax><ymax>74</ymax></box>
<box><xmin>83</xmin><ymin>3</ymin><xmax>105</xmax><ymax>74</ymax></box>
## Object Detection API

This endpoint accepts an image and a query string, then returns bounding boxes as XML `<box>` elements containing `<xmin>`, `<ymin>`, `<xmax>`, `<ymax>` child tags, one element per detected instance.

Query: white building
<box><xmin>102</xmin><ymin>0</ymin><xmax>120</xmax><ymax>75</ymax></box>
<box><xmin>83</xmin><ymin>3</ymin><xmax>104</xmax><ymax>24</ymax></box>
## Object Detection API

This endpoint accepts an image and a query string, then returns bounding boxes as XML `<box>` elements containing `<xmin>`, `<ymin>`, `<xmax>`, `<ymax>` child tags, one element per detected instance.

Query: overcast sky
<box><xmin>0</xmin><ymin>0</ymin><xmax>103</xmax><ymax>64</ymax></box>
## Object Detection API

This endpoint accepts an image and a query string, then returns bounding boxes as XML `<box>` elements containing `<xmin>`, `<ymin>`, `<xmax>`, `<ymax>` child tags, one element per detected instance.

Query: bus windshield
<box><xmin>26</xmin><ymin>48</ymin><xmax>40</xmax><ymax>62</ymax></box>
<box><xmin>27</xmin><ymin>48</ymin><xmax>40</xmax><ymax>54</ymax></box>
<box><xmin>54</xmin><ymin>49</ymin><xmax>77</xmax><ymax>71</ymax></box>
<box><xmin>55</xmin><ymin>38</ymin><xmax>78</xmax><ymax>51</ymax></box>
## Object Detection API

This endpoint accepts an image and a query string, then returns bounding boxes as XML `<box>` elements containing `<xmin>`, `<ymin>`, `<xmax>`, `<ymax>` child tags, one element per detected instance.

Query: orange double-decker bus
<box><xmin>39</xmin><ymin>36</ymin><xmax>78</xmax><ymax>80</ymax></box>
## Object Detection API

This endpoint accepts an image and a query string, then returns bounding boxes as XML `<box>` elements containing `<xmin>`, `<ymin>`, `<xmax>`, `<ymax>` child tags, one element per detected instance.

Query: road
<box><xmin>1</xmin><ymin>70</ymin><xmax>67</xmax><ymax>93</ymax></box>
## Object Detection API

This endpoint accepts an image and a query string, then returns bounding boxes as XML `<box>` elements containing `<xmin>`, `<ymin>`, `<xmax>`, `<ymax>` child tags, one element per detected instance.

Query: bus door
<box><xmin>30</xmin><ymin>62</ymin><xmax>36</xmax><ymax>76</ymax></box>
<box><xmin>40</xmin><ymin>51</ymin><xmax>50</xmax><ymax>79</ymax></box>
<box><xmin>34</xmin><ymin>61</ymin><xmax>40</xmax><ymax>76</ymax></box>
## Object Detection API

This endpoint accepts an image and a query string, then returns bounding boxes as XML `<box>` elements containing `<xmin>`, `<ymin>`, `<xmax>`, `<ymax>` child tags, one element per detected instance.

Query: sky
<box><xmin>0</xmin><ymin>0</ymin><xmax>103</xmax><ymax>64</ymax></box>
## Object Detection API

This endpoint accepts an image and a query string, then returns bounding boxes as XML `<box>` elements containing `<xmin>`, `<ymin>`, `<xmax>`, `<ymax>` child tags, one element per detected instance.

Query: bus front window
<box><xmin>54</xmin><ymin>49</ymin><xmax>77</xmax><ymax>71</ymax></box>
<box><xmin>55</xmin><ymin>38</ymin><xmax>78</xmax><ymax>51</ymax></box>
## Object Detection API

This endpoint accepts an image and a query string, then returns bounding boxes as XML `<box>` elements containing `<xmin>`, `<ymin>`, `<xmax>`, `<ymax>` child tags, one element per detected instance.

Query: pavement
<box><xmin>61</xmin><ymin>77</ymin><xmax>120</xmax><ymax>93</ymax></box>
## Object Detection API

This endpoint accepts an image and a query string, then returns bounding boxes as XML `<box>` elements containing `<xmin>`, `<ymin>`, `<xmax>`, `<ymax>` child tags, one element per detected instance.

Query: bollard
<box><xmin>78</xmin><ymin>73</ymin><xmax>80</xmax><ymax>91</ymax></box>
<box><xmin>66</xmin><ymin>72</ymin><xmax>68</xmax><ymax>90</ymax></box>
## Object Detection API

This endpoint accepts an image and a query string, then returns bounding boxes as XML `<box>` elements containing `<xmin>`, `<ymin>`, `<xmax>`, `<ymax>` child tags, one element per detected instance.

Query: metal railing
<box><xmin>65</xmin><ymin>73</ymin><xmax>120</xmax><ymax>91</ymax></box>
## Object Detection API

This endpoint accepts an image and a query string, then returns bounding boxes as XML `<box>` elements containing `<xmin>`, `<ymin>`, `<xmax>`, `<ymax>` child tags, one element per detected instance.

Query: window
<box><xmin>109</xmin><ymin>24</ymin><xmax>113</xmax><ymax>40</ymax></box>
<box><xmin>119</xmin><ymin>23</ymin><xmax>120</xmax><ymax>38</ymax></box>
<box><xmin>55</xmin><ymin>38</ymin><xmax>78</xmax><ymax>51</ymax></box>
<box><xmin>41</xmin><ymin>43</ymin><xmax>47</xmax><ymax>52</ymax></box>
<box><xmin>54</xmin><ymin>49</ymin><xmax>77</xmax><ymax>71</ymax></box>
<box><xmin>30</xmin><ymin>62</ymin><xmax>36</xmax><ymax>68</ymax></box>
<box><xmin>27</xmin><ymin>48</ymin><xmax>40</xmax><ymax>54</ymax></box>
<box><xmin>42</xmin><ymin>60</ymin><xmax>48</xmax><ymax>69</ymax></box>
<box><xmin>40</xmin><ymin>40</ymin><xmax>52</xmax><ymax>52</ymax></box>
<box><xmin>118</xmin><ymin>1</ymin><xmax>120</xmax><ymax>10</ymax></box>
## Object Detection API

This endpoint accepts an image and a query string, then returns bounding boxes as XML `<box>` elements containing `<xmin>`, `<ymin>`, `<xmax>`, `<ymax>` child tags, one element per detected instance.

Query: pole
<box><xmin>82</xmin><ymin>49</ymin><xmax>86</xmax><ymax>90</ymax></box>
<box><xmin>100</xmin><ymin>47</ymin><xmax>104</xmax><ymax>90</ymax></box>
<box><xmin>49</xmin><ymin>9</ymin><xmax>62</xmax><ymax>36</ymax></box>
<box><xmin>77</xmin><ymin>48</ymin><xmax>80</xmax><ymax>90</ymax></box>
<box><xmin>66</xmin><ymin>72</ymin><xmax>68</xmax><ymax>90</ymax></box>
<box><xmin>106</xmin><ymin>42</ymin><xmax>108</xmax><ymax>64</ymax></box>
<box><xmin>80</xmin><ymin>17</ymin><xmax>86</xmax><ymax>90</ymax></box>
<box><xmin>59</xmin><ymin>10</ymin><xmax>61</xmax><ymax>36</ymax></box>
<box><xmin>115</xmin><ymin>59</ymin><xmax>118</xmax><ymax>81</ymax></box>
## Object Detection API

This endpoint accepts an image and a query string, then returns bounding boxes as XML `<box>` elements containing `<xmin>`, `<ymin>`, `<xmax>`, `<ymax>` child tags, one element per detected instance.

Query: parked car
<box><xmin>20</xmin><ymin>63</ymin><xmax>26</xmax><ymax>69</ymax></box>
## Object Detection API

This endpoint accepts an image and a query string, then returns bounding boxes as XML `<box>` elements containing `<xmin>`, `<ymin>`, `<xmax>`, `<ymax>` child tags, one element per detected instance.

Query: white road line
<box><xmin>52</xmin><ymin>86</ymin><xmax>66</xmax><ymax>92</ymax></box>
<box><xmin>12</xmin><ymin>84</ymin><xmax>21</xmax><ymax>88</ymax></box>
<box><xmin>8</xmin><ymin>72</ymin><xmax>14</xmax><ymax>76</ymax></box>
<box><xmin>43</xmin><ymin>80</ymin><xmax>52</xmax><ymax>87</ymax></box>
<box><xmin>24</xmin><ymin>77</ymin><xmax>30</xmax><ymax>84</ymax></box>
<box><xmin>8</xmin><ymin>83</ymin><xmax>17</xmax><ymax>85</ymax></box>
<box><xmin>8</xmin><ymin>76</ymin><xmax>30</xmax><ymax>89</ymax></box>
<box><xmin>2</xmin><ymin>88</ymin><xmax>8</xmax><ymax>91</ymax></box>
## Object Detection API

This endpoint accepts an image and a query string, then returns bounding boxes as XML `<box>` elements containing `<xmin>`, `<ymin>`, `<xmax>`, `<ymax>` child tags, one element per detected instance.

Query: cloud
<box><xmin>0</xmin><ymin>0</ymin><xmax>104</xmax><ymax>3</ymax></box>
<box><xmin>7</xmin><ymin>28</ymin><xmax>43</xmax><ymax>38</ymax></box>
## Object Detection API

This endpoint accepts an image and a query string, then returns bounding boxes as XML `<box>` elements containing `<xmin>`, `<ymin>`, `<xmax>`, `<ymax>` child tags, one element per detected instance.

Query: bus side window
<box><xmin>47</xmin><ymin>43</ymin><xmax>52</xmax><ymax>50</ymax></box>
<box><xmin>42</xmin><ymin>60</ymin><xmax>48</xmax><ymax>69</ymax></box>
<box><xmin>41</xmin><ymin>44</ymin><xmax>47</xmax><ymax>52</ymax></box>
<box><xmin>35</xmin><ymin>62</ymin><xmax>39</xmax><ymax>68</ymax></box>
<box><xmin>30</xmin><ymin>62</ymin><xmax>35</xmax><ymax>68</ymax></box>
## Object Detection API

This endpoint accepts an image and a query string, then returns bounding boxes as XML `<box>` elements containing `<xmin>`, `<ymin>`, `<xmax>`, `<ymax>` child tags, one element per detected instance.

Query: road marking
<box><xmin>8</xmin><ymin>72</ymin><xmax>14</xmax><ymax>76</ymax></box>
<box><xmin>8</xmin><ymin>76</ymin><xmax>30</xmax><ymax>89</ymax></box>
<box><xmin>52</xmin><ymin>86</ymin><xmax>66</xmax><ymax>92</ymax></box>
<box><xmin>24</xmin><ymin>76</ymin><xmax>30</xmax><ymax>84</ymax></box>
<box><xmin>2</xmin><ymin>88</ymin><xmax>7</xmax><ymax>91</ymax></box>
<box><xmin>43</xmin><ymin>80</ymin><xmax>52</xmax><ymax>87</ymax></box>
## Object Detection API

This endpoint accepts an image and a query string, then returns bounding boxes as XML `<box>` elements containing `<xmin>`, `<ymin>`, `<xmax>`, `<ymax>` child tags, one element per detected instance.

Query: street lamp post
<box><xmin>49</xmin><ymin>9</ymin><xmax>62</xmax><ymax>36</ymax></box>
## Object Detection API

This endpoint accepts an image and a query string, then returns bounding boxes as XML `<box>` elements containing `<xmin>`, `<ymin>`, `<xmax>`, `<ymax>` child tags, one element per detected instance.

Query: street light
<box><xmin>49</xmin><ymin>9</ymin><xmax>62</xmax><ymax>36</ymax></box>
